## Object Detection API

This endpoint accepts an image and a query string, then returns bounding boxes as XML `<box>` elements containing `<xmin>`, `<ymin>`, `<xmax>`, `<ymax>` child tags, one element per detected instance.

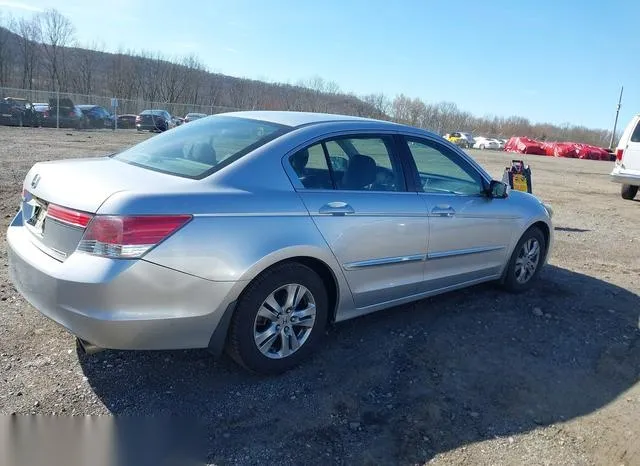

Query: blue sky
<box><xmin>2</xmin><ymin>0</ymin><xmax>638</xmax><ymax>129</ymax></box>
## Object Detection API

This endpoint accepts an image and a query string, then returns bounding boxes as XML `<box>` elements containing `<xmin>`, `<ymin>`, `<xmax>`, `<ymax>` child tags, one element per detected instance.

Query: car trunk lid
<box><xmin>22</xmin><ymin>156</ymin><xmax>191</xmax><ymax>261</ymax></box>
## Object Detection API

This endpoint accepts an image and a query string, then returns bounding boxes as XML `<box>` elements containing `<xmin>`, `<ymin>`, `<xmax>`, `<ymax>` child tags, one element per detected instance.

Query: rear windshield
<box><xmin>113</xmin><ymin>116</ymin><xmax>289</xmax><ymax>178</ymax></box>
<box><xmin>141</xmin><ymin>110</ymin><xmax>165</xmax><ymax>116</ymax></box>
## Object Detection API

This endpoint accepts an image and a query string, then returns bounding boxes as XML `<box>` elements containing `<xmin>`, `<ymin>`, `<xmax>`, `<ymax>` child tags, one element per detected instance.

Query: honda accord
<box><xmin>7</xmin><ymin>111</ymin><xmax>553</xmax><ymax>374</ymax></box>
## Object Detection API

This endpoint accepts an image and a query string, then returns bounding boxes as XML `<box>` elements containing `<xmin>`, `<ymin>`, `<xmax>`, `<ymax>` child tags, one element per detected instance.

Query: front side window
<box><xmin>405</xmin><ymin>137</ymin><xmax>484</xmax><ymax>195</ymax></box>
<box><xmin>289</xmin><ymin>135</ymin><xmax>405</xmax><ymax>192</ymax></box>
<box><xmin>114</xmin><ymin>116</ymin><xmax>288</xmax><ymax>178</ymax></box>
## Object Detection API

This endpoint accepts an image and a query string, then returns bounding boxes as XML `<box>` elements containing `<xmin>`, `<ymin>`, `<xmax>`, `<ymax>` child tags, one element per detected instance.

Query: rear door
<box><xmin>400</xmin><ymin>135</ymin><xmax>518</xmax><ymax>292</ymax></box>
<box><xmin>287</xmin><ymin>133</ymin><xmax>428</xmax><ymax>309</ymax></box>
<box><xmin>619</xmin><ymin>117</ymin><xmax>640</xmax><ymax>172</ymax></box>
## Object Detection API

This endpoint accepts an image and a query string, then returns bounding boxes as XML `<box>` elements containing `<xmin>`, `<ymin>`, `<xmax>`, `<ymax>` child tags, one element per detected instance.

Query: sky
<box><xmin>1</xmin><ymin>0</ymin><xmax>639</xmax><ymax>130</ymax></box>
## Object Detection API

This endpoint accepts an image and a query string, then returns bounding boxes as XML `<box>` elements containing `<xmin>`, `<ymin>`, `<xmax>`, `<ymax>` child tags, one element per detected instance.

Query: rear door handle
<box><xmin>319</xmin><ymin>201</ymin><xmax>355</xmax><ymax>215</ymax></box>
<box><xmin>431</xmin><ymin>205</ymin><xmax>456</xmax><ymax>217</ymax></box>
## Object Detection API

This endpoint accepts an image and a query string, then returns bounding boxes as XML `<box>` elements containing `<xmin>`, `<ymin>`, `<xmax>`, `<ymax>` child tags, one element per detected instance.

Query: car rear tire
<box><xmin>502</xmin><ymin>226</ymin><xmax>546</xmax><ymax>293</ymax></box>
<box><xmin>621</xmin><ymin>184</ymin><xmax>638</xmax><ymax>200</ymax></box>
<box><xmin>227</xmin><ymin>262</ymin><xmax>328</xmax><ymax>374</ymax></box>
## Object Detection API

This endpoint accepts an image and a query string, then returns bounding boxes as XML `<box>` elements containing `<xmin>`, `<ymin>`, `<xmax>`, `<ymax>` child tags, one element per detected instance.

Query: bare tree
<box><xmin>72</xmin><ymin>41</ymin><xmax>103</xmax><ymax>95</ymax></box>
<box><xmin>38</xmin><ymin>9</ymin><xmax>75</xmax><ymax>89</ymax></box>
<box><xmin>362</xmin><ymin>93</ymin><xmax>391</xmax><ymax>118</ymax></box>
<box><xmin>13</xmin><ymin>16</ymin><xmax>42</xmax><ymax>89</ymax></box>
<box><xmin>0</xmin><ymin>12</ymin><xmax>15</xmax><ymax>87</ymax></box>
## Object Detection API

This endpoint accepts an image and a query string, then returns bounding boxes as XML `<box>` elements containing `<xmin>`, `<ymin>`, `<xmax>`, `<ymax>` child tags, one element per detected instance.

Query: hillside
<box><xmin>0</xmin><ymin>24</ymin><xmax>380</xmax><ymax>118</ymax></box>
<box><xmin>0</xmin><ymin>10</ymin><xmax>616</xmax><ymax>146</ymax></box>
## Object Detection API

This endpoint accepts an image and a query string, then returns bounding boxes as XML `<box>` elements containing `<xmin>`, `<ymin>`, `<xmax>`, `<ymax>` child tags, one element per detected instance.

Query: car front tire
<box><xmin>227</xmin><ymin>262</ymin><xmax>328</xmax><ymax>374</ymax></box>
<box><xmin>621</xmin><ymin>184</ymin><xmax>638</xmax><ymax>200</ymax></box>
<box><xmin>502</xmin><ymin>226</ymin><xmax>546</xmax><ymax>293</ymax></box>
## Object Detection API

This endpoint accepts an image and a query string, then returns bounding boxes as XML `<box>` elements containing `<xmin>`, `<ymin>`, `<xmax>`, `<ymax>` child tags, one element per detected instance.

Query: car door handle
<box><xmin>431</xmin><ymin>205</ymin><xmax>456</xmax><ymax>217</ymax></box>
<box><xmin>319</xmin><ymin>201</ymin><xmax>355</xmax><ymax>215</ymax></box>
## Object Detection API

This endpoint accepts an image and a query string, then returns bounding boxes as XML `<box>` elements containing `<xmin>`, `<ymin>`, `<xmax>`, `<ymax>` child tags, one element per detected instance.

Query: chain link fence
<box><xmin>0</xmin><ymin>87</ymin><xmax>242</xmax><ymax>122</ymax></box>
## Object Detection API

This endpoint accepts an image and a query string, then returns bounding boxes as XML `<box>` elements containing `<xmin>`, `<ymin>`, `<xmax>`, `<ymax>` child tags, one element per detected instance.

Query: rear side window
<box><xmin>289</xmin><ymin>144</ymin><xmax>334</xmax><ymax>189</ymax></box>
<box><xmin>631</xmin><ymin>121</ymin><xmax>640</xmax><ymax>143</ymax></box>
<box><xmin>114</xmin><ymin>116</ymin><xmax>289</xmax><ymax>178</ymax></box>
<box><xmin>289</xmin><ymin>135</ymin><xmax>405</xmax><ymax>192</ymax></box>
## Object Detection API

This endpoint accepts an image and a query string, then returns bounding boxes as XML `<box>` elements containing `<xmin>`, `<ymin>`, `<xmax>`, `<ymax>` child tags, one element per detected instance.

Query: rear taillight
<box><xmin>616</xmin><ymin>148</ymin><xmax>624</xmax><ymax>162</ymax></box>
<box><xmin>47</xmin><ymin>204</ymin><xmax>93</xmax><ymax>228</ymax></box>
<box><xmin>44</xmin><ymin>111</ymin><xmax>49</xmax><ymax>117</ymax></box>
<box><xmin>78</xmin><ymin>215</ymin><xmax>192</xmax><ymax>258</ymax></box>
<box><xmin>135</xmin><ymin>115</ymin><xmax>141</xmax><ymax>122</ymax></box>
<box><xmin>69</xmin><ymin>111</ymin><xmax>75</xmax><ymax>117</ymax></box>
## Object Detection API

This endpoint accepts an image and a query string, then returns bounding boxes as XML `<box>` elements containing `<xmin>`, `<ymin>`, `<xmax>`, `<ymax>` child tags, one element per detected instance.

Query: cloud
<box><xmin>0</xmin><ymin>1</ymin><xmax>43</xmax><ymax>12</ymax></box>
<box><xmin>223</xmin><ymin>47</ymin><xmax>239</xmax><ymax>53</ymax></box>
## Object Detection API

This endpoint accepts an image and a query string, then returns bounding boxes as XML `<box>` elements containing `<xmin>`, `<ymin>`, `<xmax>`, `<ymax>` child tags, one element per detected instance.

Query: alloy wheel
<box><xmin>253</xmin><ymin>283</ymin><xmax>316</xmax><ymax>359</ymax></box>
<box><xmin>514</xmin><ymin>238</ymin><xmax>541</xmax><ymax>284</ymax></box>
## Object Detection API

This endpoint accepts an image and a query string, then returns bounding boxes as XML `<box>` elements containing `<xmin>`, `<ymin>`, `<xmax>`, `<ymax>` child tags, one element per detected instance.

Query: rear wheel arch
<box><xmin>208</xmin><ymin>255</ymin><xmax>341</xmax><ymax>359</ymax></box>
<box><xmin>239</xmin><ymin>256</ymin><xmax>339</xmax><ymax>324</ymax></box>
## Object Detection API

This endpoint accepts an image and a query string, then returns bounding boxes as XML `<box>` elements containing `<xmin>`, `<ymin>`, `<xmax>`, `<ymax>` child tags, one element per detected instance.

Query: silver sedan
<box><xmin>7</xmin><ymin>111</ymin><xmax>553</xmax><ymax>374</ymax></box>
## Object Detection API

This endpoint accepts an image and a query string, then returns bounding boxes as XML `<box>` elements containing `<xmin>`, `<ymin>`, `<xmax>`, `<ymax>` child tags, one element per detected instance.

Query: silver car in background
<box><xmin>7</xmin><ymin>111</ymin><xmax>553</xmax><ymax>374</ymax></box>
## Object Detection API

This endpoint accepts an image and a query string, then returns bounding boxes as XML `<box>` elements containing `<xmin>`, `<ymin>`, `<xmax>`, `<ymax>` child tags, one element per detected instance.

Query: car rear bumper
<box><xmin>610</xmin><ymin>166</ymin><xmax>640</xmax><ymax>186</ymax></box>
<box><xmin>136</xmin><ymin>122</ymin><xmax>166</xmax><ymax>130</ymax></box>
<box><xmin>7</xmin><ymin>213</ymin><xmax>238</xmax><ymax>350</ymax></box>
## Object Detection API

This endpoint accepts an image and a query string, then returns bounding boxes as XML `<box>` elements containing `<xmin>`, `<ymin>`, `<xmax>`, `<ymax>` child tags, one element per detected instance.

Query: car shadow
<box><xmin>80</xmin><ymin>265</ymin><xmax>640</xmax><ymax>465</ymax></box>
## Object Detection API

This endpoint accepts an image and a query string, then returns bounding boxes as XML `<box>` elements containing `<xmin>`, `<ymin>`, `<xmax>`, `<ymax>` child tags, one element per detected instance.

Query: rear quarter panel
<box><xmin>117</xmin><ymin>190</ymin><xmax>356</xmax><ymax>315</ymax></box>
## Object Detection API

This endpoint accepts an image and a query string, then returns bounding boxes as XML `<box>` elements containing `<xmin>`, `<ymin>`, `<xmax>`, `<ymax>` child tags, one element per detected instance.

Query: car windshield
<box><xmin>113</xmin><ymin>116</ymin><xmax>288</xmax><ymax>178</ymax></box>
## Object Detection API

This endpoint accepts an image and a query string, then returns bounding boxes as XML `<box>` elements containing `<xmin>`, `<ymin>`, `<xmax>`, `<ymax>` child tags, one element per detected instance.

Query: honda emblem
<box><xmin>31</xmin><ymin>174</ymin><xmax>40</xmax><ymax>189</ymax></box>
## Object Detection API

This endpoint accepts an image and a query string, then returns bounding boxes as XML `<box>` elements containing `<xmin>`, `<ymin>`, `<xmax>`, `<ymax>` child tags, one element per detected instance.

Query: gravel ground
<box><xmin>1</xmin><ymin>126</ymin><xmax>639</xmax><ymax>465</ymax></box>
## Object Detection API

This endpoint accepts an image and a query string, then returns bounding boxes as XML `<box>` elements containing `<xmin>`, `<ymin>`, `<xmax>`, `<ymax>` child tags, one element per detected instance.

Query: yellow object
<box><xmin>512</xmin><ymin>174</ymin><xmax>529</xmax><ymax>192</ymax></box>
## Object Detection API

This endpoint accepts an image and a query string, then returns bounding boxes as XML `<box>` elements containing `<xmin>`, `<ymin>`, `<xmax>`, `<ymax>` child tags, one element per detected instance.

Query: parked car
<box><xmin>0</xmin><ymin>97</ymin><xmax>40</xmax><ymax>126</ymax></box>
<box><xmin>115</xmin><ymin>114</ymin><xmax>137</xmax><ymax>129</ymax></box>
<box><xmin>184</xmin><ymin>112</ymin><xmax>207</xmax><ymax>123</ymax></box>
<box><xmin>7</xmin><ymin>111</ymin><xmax>553</xmax><ymax>374</ymax></box>
<box><xmin>611</xmin><ymin>113</ymin><xmax>640</xmax><ymax>200</ymax></box>
<box><xmin>77</xmin><ymin>105</ymin><xmax>114</xmax><ymax>129</ymax></box>
<box><xmin>444</xmin><ymin>132</ymin><xmax>475</xmax><ymax>148</ymax></box>
<box><xmin>32</xmin><ymin>103</ymin><xmax>50</xmax><ymax>126</ymax></box>
<box><xmin>45</xmin><ymin>98</ymin><xmax>87</xmax><ymax>128</ymax></box>
<box><xmin>473</xmin><ymin>136</ymin><xmax>500</xmax><ymax>150</ymax></box>
<box><xmin>136</xmin><ymin>109</ymin><xmax>174</xmax><ymax>132</ymax></box>
<box><xmin>495</xmin><ymin>138</ymin><xmax>507</xmax><ymax>149</ymax></box>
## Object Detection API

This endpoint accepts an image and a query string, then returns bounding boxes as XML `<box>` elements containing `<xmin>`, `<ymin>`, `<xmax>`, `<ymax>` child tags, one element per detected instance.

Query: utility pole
<box><xmin>609</xmin><ymin>85</ymin><xmax>623</xmax><ymax>150</ymax></box>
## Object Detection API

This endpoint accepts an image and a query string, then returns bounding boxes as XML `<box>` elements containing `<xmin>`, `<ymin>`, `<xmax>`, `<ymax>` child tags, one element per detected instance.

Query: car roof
<box><xmin>220</xmin><ymin>110</ymin><xmax>399</xmax><ymax>129</ymax></box>
<box><xmin>77</xmin><ymin>104</ymin><xmax>99</xmax><ymax>109</ymax></box>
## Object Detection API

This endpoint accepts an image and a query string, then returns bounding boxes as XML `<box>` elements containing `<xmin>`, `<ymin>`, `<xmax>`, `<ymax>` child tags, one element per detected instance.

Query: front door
<box><xmin>288</xmin><ymin>134</ymin><xmax>428</xmax><ymax>309</ymax></box>
<box><xmin>401</xmin><ymin>136</ymin><xmax>518</xmax><ymax>292</ymax></box>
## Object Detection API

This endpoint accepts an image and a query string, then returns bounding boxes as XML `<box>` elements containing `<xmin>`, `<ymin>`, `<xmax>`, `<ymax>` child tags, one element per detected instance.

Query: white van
<box><xmin>611</xmin><ymin>114</ymin><xmax>640</xmax><ymax>200</ymax></box>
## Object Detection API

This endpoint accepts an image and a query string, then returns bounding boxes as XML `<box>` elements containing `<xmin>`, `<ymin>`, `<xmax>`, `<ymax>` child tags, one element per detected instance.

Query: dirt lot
<box><xmin>0</xmin><ymin>126</ymin><xmax>639</xmax><ymax>465</ymax></box>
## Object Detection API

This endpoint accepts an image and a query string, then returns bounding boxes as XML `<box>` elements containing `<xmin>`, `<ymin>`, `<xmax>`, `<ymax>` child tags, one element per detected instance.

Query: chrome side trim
<box><xmin>428</xmin><ymin>245</ymin><xmax>504</xmax><ymax>260</ymax></box>
<box><xmin>194</xmin><ymin>212</ymin><xmax>308</xmax><ymax>217</ymax></box>
<box><xmin>343</xmin><ymin>254</ymin><xmax>426</xmax><ymax>271</ymax></box>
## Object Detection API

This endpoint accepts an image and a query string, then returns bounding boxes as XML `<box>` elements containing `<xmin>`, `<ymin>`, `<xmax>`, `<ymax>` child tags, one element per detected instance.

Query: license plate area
<box><xmin>25</xmin><ymin>198</ymin><xmax>48</xmax><ymax>237</ymax></box>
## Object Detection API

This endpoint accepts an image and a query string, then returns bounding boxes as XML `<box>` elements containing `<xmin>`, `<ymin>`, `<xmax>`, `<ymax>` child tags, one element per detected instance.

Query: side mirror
<box><xmin>487</xmin><ymin>180</ymin><xmax>508</xmax><ymax>199</ymax></box>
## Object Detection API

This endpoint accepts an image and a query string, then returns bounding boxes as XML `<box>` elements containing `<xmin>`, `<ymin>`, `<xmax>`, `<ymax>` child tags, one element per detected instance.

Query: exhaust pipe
<box><xmin>76</xmin><ymin>337</ymin><xmax>105</xmax><ymax>355</ymax></box>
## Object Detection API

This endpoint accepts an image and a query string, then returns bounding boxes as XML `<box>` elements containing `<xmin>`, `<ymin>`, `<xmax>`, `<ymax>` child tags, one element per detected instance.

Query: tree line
<box><xmin>0</xmin><ymin>9</ymin><xmax>614</xmax><ymax>147</ymax></box>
